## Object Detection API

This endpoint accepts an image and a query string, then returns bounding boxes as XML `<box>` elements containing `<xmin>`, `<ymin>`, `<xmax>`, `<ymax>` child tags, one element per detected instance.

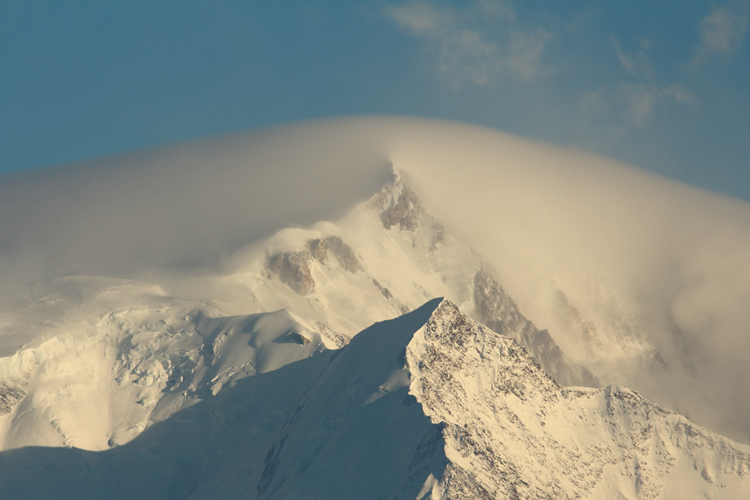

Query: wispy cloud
<box><xmin>618</xmin><ymin>83</ymin><xmax>695</xmax><ymax>128</ymax></box>
<box><xmin>383</xmin><ymin>0</ymin><xmax>552</xmax><ymax>87</ymax></box>
<box><xmin>613</xmin><ymin>36</ymin><xmax>652</xmax><ymax>79</ymax></box>
<box><xmin>692</xmin><ymin>0</ymin><xmax>750</xmax><ymax>65</ymax></box>
<box><xmin>584</xmin><ymin>37</ymin><xmax>696</xmax><ymax>128</ymax></box>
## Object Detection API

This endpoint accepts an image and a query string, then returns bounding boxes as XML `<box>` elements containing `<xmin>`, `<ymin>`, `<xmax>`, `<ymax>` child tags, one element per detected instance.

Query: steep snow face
<box><xmin>2</xmin><ymin>300</ymin><xmax>748</xmax><ymax>500</ymax></box>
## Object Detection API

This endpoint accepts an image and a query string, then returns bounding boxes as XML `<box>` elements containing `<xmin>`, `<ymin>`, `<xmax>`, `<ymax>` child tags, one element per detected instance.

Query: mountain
<box><xmin>2</xmin><ymin>116</ymin><xmax>750</xmax><ymax>497</ymax></box>
<box><xmin>0</xmin><ymin>175</ymin><xmax>597</xmax><ymax>452</ymax></box>
<box><xmin>2</xmin><ymin>299</ymin><xmax>749</xmax><ymax>499</ymax></box>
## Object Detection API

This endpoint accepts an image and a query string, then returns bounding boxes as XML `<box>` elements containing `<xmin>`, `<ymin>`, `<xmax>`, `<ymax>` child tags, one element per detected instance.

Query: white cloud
<box><xmin>618</xmin><ymin>83</ymin><xmax>695</xmax><ymax>128</ymax></box>
<box><xmin>586</xmin><ymin>38</ymin><xmax>696</xmax><ymax>128</ymax></box>
<box><xmin>619</xmin><ymin>84</ymin><xmax>658</xmax><ymax>127</ymax></box>
<box><xmin>385</xmin><ymin>0</ymin><xmax>449</xmax><ymax>35</ymax></box>
<box><xmin>383</xmin><ymin>1</ymin><xmax>552</xmax><ymax>87</ymax></box>
<box><xmin>693</xmin><ymin>0</ymin><xmax>750</xmax><ymax>65</ymax></box>
<box><xmin>584</xmin><ymin>82</ymin><xmax>696</xmax><ymax>129</ymax></box>
<box><xmin>475</xmin><ymin>0</ymin><xmax>515</xmax><ymax>20</ymax></box>
<box><xmin>662</xmin><ymin>83</ymin><xmax>696</xmax><ymax>104</ymax></box>
<box><xmin>612</xmin><ymin>36</ymin><xmax>653</xmax><ymax>79</ymax></box>
<box><xmin>613</xmin><ymin>37</ymin><xmax>638</xmax><ymax>76</ymax></box>
<box><xmin>507</xmin><ymin>28</ymin><xmax>554</xmax><ymax>82</ymax></box>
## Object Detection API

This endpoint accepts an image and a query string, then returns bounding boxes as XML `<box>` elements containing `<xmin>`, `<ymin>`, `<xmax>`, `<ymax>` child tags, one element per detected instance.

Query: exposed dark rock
<box><xmin>307</xmin><ymin>236</ymin><xmax>361</xmax><ymax>273</ymax></box>
<box><xmin>371</xmin><ymin>179</ymin><xmax>424</xmax><ymax>231</ymax></box>
<box><xmin>0</xmin><ymin>383</ymin><xmax>25</xmax><ymax>415</ymax></box>
<box><xmin>284</xmin><ymin>331</ymin><xmax>310</xmax><ymax>345</ymax></box>
<box><xmin>473</xmin><ymin>267</ymin><xmax>530</xmax><ymax>337</ymax></box>
<box><xmin>267</xmin><ymin>250</ymin><xmax>315</xmax><ymax>295</ymax></box>
<box><xmin>266</xmin><ymin>236</ymin><xmax>362</xmax><ymax>295</ymax></box>
<box><xmin>372</xmin><ymin>279</ymin><xmax>393</xmax><ymax>301</ymax></box>
<box><xmin>316</xmin><ymin>321</ymin><xmax>349</xmax><ymax>349</ymax></box>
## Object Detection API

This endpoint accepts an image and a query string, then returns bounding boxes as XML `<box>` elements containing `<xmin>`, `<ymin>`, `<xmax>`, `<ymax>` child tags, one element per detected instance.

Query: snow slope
<box><xmin>1</xmin><ymin>300</ymin><xmax>748</xmax><ymax>499</ymax></box>
<box><xmin>0</xmin><ymin>276</ymin><xmax>325</xmax><ymax>451</ymax></box>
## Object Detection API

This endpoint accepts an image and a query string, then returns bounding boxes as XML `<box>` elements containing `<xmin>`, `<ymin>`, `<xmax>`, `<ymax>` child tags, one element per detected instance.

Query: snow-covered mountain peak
<box><xmin>410</xmin><ymin>299</ymin><xmax>561</xmax><ymax>406</ymax></box>
<box><xmin>368</xmin><ymin>173</ymin><xmax>425</xmax><ymax>232</ymax></box>
<box><xmin>214</xmin><ymin>174</ymin><xmax>596</xmax><ymax>386</ymax></box>
<box><xmin>1</xmin><ymin>297</ymin><xmax>749</xmax><ymax>499</ymax></box>
<box><xmin>3</xmin><ymin>116</ymin><xmax>750</xmax><ymax>496</ymax></box>
<box><xmin>407</xmin><ymin>300</ymin><xmax>750</xmax><ymax>499</ymax></box>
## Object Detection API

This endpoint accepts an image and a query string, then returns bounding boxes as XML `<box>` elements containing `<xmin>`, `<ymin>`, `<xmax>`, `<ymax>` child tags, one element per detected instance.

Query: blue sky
<box><xmin>2</xmin><ymin>0</ymin><xmax>749</xmax><ymax>200</ymax></box>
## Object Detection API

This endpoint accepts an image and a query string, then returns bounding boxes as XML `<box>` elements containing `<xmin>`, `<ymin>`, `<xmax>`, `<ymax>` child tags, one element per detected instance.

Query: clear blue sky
<box><xmin>2</xmin><ymin>1</ymin><xmax>749</xmax><ymax>200</ymax></box>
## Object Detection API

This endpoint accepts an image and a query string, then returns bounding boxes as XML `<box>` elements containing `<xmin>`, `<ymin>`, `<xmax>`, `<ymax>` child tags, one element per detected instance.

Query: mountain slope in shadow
<box><xmin>3</xmin><ymin>298</ymin><xmax>750</xmax><ymax>500</ymax></box>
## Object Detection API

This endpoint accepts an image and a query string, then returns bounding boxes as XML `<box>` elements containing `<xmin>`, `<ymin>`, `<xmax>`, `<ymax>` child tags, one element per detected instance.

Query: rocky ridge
<box><xmin>407</xmin><ymin>301</ymin><xmax>750</xmax><ymax>499</ymax></box>
<box><xmin>3</xmin><ymin>299</ymin><xmax>746</xmax><ymax>499</ymax></box>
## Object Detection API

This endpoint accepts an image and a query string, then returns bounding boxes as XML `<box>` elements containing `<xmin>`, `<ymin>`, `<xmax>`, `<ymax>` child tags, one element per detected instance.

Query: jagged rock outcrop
<box><xmin>409</xmin><ymin>301</ymin><xmax>750</xmax><ymax>499</ymax></box>
<box><xmin>308</xmin><ymin>235</ymin><xmax>362</xmax><ymax>273</ymax></box>
<box><xmin>370</xmin><ymin>177</ymin><xmax>424</xmax><ymax>231</ymax></box>
<box><xmin>266</xmin><ymin>236</ymin><xmax>361</xmax><ymax>295</ymax></box>
<box><xmin>267</xmin><ymin>250</ymin><xmax>316</xmax><ymax>295</ymax></box>
<box><xmin>250</xmin><ymin>176</ymin><xmax>599</xmax><ymax>394</ymax></box>
<box><xmin>0</xmin><ymin>384</ymin><xmax>25</xmax><ymax>415</ymax></box>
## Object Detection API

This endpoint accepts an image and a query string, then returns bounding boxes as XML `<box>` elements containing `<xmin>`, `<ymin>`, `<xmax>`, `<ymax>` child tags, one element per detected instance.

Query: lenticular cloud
<box><xmin>1</xmin><ymin>116</ymin><xmax>750</xmax><ymax>440</ymax></box>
